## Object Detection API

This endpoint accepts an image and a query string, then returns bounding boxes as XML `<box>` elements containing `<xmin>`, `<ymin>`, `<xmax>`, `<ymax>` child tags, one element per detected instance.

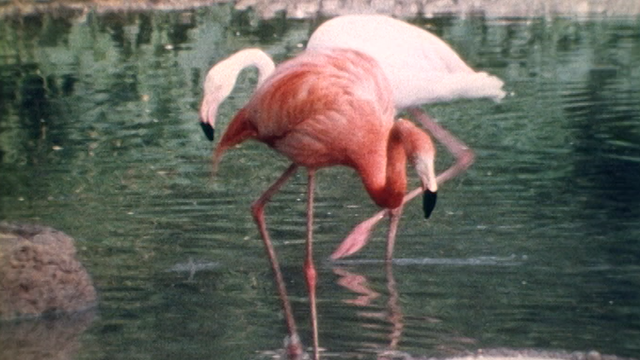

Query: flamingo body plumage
<box><xmin>306</xmin><ymin>14</ymin><xmax>506</xmax><ymax>107</ymax></box>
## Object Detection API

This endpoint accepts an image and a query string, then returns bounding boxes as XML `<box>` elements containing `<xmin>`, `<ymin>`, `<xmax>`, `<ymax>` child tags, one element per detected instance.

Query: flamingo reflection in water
<box><xmin>334</xmin><ymin>264</ymin><xmax>480</xmax><ymax>359</ymax></box>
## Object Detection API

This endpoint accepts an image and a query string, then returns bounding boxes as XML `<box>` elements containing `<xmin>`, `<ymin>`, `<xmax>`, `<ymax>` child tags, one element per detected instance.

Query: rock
<box><xmin>0</xmin><ymin>222</ymin><xmax>97</xmax><ymax>320</ymax></box>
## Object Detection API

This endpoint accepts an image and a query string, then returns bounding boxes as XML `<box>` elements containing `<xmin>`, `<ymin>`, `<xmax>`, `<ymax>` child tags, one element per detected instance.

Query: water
<box><xmin>1</xmin><ymin>6</ymin><xmax>639</xmax><ymax>360</ymax></box>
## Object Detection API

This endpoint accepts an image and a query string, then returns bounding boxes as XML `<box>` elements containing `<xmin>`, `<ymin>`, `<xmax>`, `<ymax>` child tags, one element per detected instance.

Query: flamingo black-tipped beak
<box><xmin>423</xmin><ymin>190</ymin><xmax>437</xmax><ymax>219</ymax></box>
<box><xmin>200</xmin><ymin>122</ymin><xmax>215</xmax><ymax>141</ymax></box>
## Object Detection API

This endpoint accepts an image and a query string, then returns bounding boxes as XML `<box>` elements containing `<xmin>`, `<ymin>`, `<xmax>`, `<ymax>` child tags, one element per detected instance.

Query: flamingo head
<box><xmin>199</xmin><ymin>48</ymin><xmax>275</xmax><ymax>142</ymax></box>
<box><xmin>412</xmin><ymin>139</ymin><xmax>439</xmax><ymax>219</ymax></box>
<box><xmin>199</xmin><ymin>60</ymin><xmax>239</xmax><ymax>142</ymax></box>
<box><xmin>396</xmin><ymin>118</ymin><xmax>438</xmax><ymax>219</ymax></box>
<box><xmin>199</xmin><ymin>94</ymin><xmax>219</xmax><ymax>141</ymax></box>
<box><xmin>199</xmin><ymin>73</ymin><xmax>232</xmax><ymax>142</ymax></box>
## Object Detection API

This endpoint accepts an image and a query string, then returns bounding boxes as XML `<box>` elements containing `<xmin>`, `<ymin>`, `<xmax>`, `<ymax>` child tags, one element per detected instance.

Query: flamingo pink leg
<box><xmin>385</xmin><ymin>206</ymin><xmax>404</xmax><ymax>261</ymax></box>
<box><xmin>332</xmin><ymin>108</ymin><xmax>475</xmax><ymax>260</ymax></box>
<box><xmin>304</xmin><ymin>169</ymin><xmax>320</xmax><ymax>360</ymax></box>
<box><xmin>250</xmin><ymin>163</ymin><xmax>304</xmax><ymax>358</ymax></box>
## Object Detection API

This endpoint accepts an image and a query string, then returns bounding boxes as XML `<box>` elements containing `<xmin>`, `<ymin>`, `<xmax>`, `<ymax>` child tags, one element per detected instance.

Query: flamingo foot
<box><xmin>331</xmin><ymin>211</ymin><xmax>385</xmax><ymax>260</ymax></box>
<box><xmin>284</xmin><ymin>334</ymin><xmax>305</xmax><ymax>359</ymax></box>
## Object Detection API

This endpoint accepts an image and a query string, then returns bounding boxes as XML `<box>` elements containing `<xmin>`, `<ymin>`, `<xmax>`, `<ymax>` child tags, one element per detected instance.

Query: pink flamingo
<box><xmin>210</xmin><ymin>46</ymin><xmax>478</xmax><ymax>359</ymax></box>
<box><xmin>213</xmin><ymin>48</ymin><xmax>436</xmax><ymax>359</ymax></box>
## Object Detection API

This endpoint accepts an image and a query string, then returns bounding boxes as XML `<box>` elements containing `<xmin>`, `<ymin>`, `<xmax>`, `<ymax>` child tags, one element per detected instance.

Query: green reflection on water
<box><xmin>1</xmin><ymin>8</ymin><xmax>640</xmax><ymax>360</ymax></box>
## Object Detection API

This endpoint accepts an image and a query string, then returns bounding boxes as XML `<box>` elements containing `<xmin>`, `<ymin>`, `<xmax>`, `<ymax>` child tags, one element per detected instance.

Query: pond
<box><xmin>1</xmin><ymin>4</ymin><xmax>639</xmax><ymax>360</ymax></box>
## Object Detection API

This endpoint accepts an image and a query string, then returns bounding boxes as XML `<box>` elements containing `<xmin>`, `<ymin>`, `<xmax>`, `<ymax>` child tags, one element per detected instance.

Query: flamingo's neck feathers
<box><xmin>204</xmin><ymin>48</ymin><xmax>275</xmax><ymax>102</ymax></box>
<box><xmin>359</xmin><ymin>119</ymin><xmax>437</xmax><ymax>210</ymax></box>
<box><xmin>250</xmin><ymin>50</ymin><xmax>276</xmax><ymax>86</ymax></box>
<box><xmin>398</xmin><ymin>120</ymin><xmax>438</xmax><ymax>194</ymax></box>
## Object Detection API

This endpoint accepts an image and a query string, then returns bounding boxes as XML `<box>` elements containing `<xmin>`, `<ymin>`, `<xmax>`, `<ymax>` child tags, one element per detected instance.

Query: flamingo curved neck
<box><xmin>367</xmin><ymin>132</ymin><xmax>408</xmax><ymax>209</ymax></box>
<box><xmin>204</xmin><ymin>48</ymin><xmax>275</xmax><ymax>100</ymax></box>
<box><xmin>200</xmin><ymin>49</ymin><xmax>275</xmax><ymax>136</ymax></box>
<box><xmin>358</xmin><ymin>120</ymin><xmax>437</xmax><ymax>210</ymax></box>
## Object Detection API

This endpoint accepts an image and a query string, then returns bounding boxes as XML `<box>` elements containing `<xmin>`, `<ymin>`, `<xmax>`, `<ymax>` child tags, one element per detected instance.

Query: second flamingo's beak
<box><xmin>416</xmin><ymin>154</ymin><xmax>438</xmax><ymax>219</ymax></box>
<box><xmin>200</xmin><ymin>122</ymin><xmax>215</xmax><ymax>141</ymax></box>
<box><xmin>199</xmin><ymin>97</ymin><xmax>218</xmax><ymax>141</ymax></box>
<box><xmin>423</xmin><ymin>189</ymin><xmax>437</xmax><ymax>219</ymax></box>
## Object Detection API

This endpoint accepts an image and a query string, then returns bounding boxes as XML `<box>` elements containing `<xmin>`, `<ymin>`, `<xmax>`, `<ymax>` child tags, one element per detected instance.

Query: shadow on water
<box><xmin>1</xmin><ymin>6</ymin><xmax>640</xmax><ymax>360</ymax></box>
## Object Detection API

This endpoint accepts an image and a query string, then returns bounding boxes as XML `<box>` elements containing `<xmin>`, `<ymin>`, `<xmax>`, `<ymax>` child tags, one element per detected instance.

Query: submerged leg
<box><xmin>250</xmin><ymin>163</ymin><xmax>303</xmax><ymax>358</ymax></box>
<box><xmin>304</xmin><ymin>169</ymin><xmax>320</xmax><ymax>360</ymax></box>
<box><xmin>331</xmin><ymin>108</ymin><xmax>474</xmax><ymax>260</ymax></box>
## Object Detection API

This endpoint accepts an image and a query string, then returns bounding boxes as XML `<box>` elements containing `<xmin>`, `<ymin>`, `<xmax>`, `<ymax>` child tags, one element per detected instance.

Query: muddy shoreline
<box><xmin>2</xmin><ymin>0</ymin><xmax>640</xmax><ymax>19</ymax></box>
